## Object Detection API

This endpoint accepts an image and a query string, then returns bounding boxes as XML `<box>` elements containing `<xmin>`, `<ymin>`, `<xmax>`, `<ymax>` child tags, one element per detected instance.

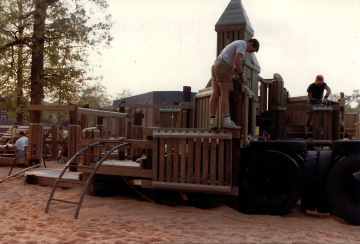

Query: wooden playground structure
<box><xmin>3</xmin><ymin>0</ymin><xmax>358</xmax><ymax>224</ymax></box>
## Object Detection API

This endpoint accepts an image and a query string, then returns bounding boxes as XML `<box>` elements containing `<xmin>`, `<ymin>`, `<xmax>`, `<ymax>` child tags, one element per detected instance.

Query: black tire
<box><xmin>316</xmin><ymin>150</ymin><xmax>333</xmax><ymax>213</ymax></box>
<box><xmin>301</xmin><ymin>151</ymin><xmax>318</xmax><ymax>211</ymax></box>
<box><xmin>242</xmin><ymin>150</ymin><xmax>303</xmax><ymax>214</ymax></box>
<box><xmin>327</xmin><ymin>153</ymin><xmax>360</xmax><ymax>225</ymax></box>
<box><xmin>250</xmin><ymin>140</ymin><xmax>307</xmax><ymax>154</ymax></box>
<box><xmin>334</xmin><ymin>155</ymin><xmax>344</xmax><ymax>165</ymax></box>
<box><xmin>332</xmin><ymin>140</ymin><xmax>360</xmax><ymax>155</ymax></box>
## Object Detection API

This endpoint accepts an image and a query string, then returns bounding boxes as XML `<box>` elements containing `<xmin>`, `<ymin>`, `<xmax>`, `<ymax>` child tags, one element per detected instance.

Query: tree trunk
<box><xmin>30</xmin><ymin>0</ymin><xmax>58</xmax><ymax>123</ymax></box>
<box><xmin>16</xmin><ymin>0</ymin><xmax>24</xmax><ymax>125</ymax></box>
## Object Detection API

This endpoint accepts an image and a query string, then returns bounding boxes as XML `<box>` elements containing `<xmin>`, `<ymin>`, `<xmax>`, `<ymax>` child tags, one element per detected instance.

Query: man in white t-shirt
<box><xmin>13</xmin><ymin>131</ymin><xmax>28</xmax><ymax>149</ymax></box>
<box><xmin>209</xmin><ymin>39</ymin><xmax>260</xmax><ymax>130</ymax></box>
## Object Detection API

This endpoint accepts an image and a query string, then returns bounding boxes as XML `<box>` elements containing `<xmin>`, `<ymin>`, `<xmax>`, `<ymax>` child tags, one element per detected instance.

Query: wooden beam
<box><xmin>143</xmin><ymin>127</ymin><xmax>240</xmax><ymax>139</ymax></box>
<box><xmin>78</xmin><ymin>108</ymin><xmax>129</xmax><ymax>118</ymax></box>
<box><xmin>271</xmin><ymin>105</ymin><xmax>341</xmax><ymax>111</ymax></box>
<box><xmin>79</xmin><ymin>166</ymin><xmax>152</xmax><ymax>178</ymax></box>
<box><xmin>288</xmin><ymin>96</ymin><xmax>308</xmax><ymax>103</ymax></box>
<box><xmin>28</xmin><ymin>105</ymin><xmax>75</xmax><ymax>112</ymax></box>
<box><xmin>152</xmin><ymin>181</ymin><xmax>232</xmax><ymax>193</ymax></box>
<box><xmin>118</xmin><ymin>103</ymin><xmax>193</xmax><ymax>110</ymax></box>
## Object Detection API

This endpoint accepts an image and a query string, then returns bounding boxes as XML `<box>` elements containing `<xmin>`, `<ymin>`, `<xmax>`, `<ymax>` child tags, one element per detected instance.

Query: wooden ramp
<box><xmin>25</xmin><ymin>168</ymin><xmax>82</xmax><ymax>188</ymax></box>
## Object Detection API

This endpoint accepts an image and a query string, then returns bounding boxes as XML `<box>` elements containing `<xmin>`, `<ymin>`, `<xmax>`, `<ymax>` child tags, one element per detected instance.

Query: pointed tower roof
<box><xmin>215</xmin><ymin>0</ymin><xmax>254</xmax><ymax>36</ymax></box>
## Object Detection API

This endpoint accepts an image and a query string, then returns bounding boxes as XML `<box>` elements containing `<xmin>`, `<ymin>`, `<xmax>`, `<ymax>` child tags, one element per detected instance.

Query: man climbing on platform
<box><xmin>304</xmin><ymin>75</ymin><xmax>331</xmax><ymax>139</ymax></box>
<box><xmin>209</xmin><ymin>38</ymin><xmax>260</xmax><ymax>130</ymax></box>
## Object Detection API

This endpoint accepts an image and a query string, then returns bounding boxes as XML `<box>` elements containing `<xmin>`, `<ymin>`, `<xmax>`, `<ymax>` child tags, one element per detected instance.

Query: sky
<box><xmin>91</xmin><ymin>0</ymin><xmax>360</xmax><ymax>101</ymax></box>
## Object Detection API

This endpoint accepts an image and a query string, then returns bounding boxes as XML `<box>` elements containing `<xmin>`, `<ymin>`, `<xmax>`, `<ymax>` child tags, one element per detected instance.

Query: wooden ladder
<box><xmin>45</xmin><ymin>141</ymin><xmax>129</xmax><ymax>219</ymax></box>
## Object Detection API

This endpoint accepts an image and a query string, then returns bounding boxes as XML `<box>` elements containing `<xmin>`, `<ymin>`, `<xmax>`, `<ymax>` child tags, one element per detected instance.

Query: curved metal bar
<box><xmin>45</xmin><ymin>141</ymin><xmax>102</xmax><ymax>214</ymax></box>
<box><xmin>74</xmin><ymin>143</ymin><xmax>129</xmax><ymax>219</ymax></box>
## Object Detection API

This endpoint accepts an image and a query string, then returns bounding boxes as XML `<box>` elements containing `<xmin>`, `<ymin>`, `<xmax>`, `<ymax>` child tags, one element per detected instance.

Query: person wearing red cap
<box><xmin>304</xmin><ymin>75</ymin><xmax>331</xmax><ymax>139</ymax></box>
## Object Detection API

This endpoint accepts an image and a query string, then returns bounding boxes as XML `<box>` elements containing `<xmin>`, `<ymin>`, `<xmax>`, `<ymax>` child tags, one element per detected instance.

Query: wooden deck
<box><xmin>25</xmin><ymin>168</ymin><xmax>82</xmax><ymax>188</ymax></box>
<box><xmin>77</xmin><ymin>159</ymin><xmax>152</xmax><ymax>179</ymax></box>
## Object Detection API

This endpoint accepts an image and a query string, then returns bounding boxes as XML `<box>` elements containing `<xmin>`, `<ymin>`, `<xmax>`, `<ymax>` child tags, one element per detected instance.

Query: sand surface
<box><xmin>0</xmin><ymin>161</ymin><xmax>359</xmax><ymax>244</ymax></box>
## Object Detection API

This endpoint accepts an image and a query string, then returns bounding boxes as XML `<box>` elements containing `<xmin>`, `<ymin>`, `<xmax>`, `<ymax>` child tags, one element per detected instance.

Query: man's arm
<box><xmin>308</xmin><ymin>92</ymin><xmax>319</xmax><ymax>102</ymax></box>
<box><xmin>324</xmin><ymin>85</ymin><xmax>331</xmax><ymax>97</ymax></box>
<box><xmin>234</xmin><ymin>52</ymin><xmax>243</xmax><ymax>74</ymax></box>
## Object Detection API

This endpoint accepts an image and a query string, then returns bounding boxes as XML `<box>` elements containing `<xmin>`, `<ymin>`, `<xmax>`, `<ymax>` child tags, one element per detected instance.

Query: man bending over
<box><xmin>209</xmin><ymin>38</ymin><xmax>260</xmax><ymax>129</ymax></box>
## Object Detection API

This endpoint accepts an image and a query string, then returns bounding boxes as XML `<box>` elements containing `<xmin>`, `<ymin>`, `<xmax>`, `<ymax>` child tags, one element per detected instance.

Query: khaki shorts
<box><xmin>211</xmin><ymin>59</ymin><xmax>233</xmax><ymax>83</ymax></box>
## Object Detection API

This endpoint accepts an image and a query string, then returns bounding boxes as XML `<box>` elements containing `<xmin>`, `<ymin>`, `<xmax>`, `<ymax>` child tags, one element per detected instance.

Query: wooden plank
<box><xmin>288</xmin><ymin>96</ymin><xmax>308</xmax><ymax>103</ymax></box>
<box><xmin>159</xmin><ymin>138</ymin><xmax>165</xmax><ymax>182</ymax></box>
<box><xmin>271</xmin><ymin>105</ymin><xmax>341</xmax><ymax>111</ymax></box>
<box><xmin>201</xmin><ymin>139</ymin><xmax>209</xmax><ymax>185</ymax></box>
<box><xmin>78</xmin><ymin>108</ymin><xmax>129</xmax><ymax>118</ymax></box>
<box><xmin>28</xmin><ymin>105</ymin><xmax>75</xmax><ymax>112</ymax></box>
<box><xmin>210</xmin><ymin>139</ymin><xmax>217</xmax><ymax>185</ymax></box>
<box><xmin>152</xmin><ymin>138</ymin><xmax>159</xmax><ymax>181</ymax></box>
<box><xmin>187</xmin><ymin>139</ymin><xmax>194</xmax><ymax>184</ymax></box>
<box><xmin>153</xmin><ymin>131</ymin><xmax>232</xmax><ymax>139</ymax></box>
<box><xmin>173</xmin><ymin>138</ymin><xmax>180</xmax><ymax>183</ymax></box>
<box><xmin>144</xmin><ymin>127</ymin><xmax>239</xmax><ymax>139</ymax></box>
<box><xmin>118</xmin><ymin>103</ymin><xmax>193</xmax><ymax>109</ymax></box>
<box><xmin>79</xmin><ymin>166</ymin><xmax>152</xmax><ymax>178</ymax></box>
<box><xmin>225</xmin><ymin>139</ymin><xmax>232</xmax><ymax>186</ymax></box>
<box><xmin>152</xmin><ymin>181</ymin><xmax>231</xmax><ymax>193</ymax></box>
<box><xmin>181</xmin><ymin>110</ymin><xmax>188</xmax><ymax>128</ymax></box>
<box><xmin>218</xmin><ymin>139</ymin><xmax>225</xmax><ymax>186</ymax></box>
<box><xmin>180</xmin><ymin>138</ymin><xmax>187</xmax><ymax>183</ymax></box>
<box><xmin>194</xmin><ymin>138</ymin><xmax>201</xmax><ymax>184</ymax></box>
<box><xmin>166</xmin><ymin>138</ymin><xmax>173</xmax><ymax>182</ymax></box>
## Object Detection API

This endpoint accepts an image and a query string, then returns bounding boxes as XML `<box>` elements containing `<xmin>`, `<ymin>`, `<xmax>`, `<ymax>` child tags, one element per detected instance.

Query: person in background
<box><xmin>304</xmin><ymin>75</ymin><xmax>331</xmax><ymax>139</ymax></box>
<box><xmin>11</xmin><ymin>123</ymin><xmax>19</xmax><ymax>144</ymax></box>
<box><xmin>59</xmin><ymin>126</ymin><xmax>68</xmax><ymax>139</ymax></box>
<box><xmin>12</xmin><ymin>131</ymin><xmax>28</xmax><ymax>150</ymax></box>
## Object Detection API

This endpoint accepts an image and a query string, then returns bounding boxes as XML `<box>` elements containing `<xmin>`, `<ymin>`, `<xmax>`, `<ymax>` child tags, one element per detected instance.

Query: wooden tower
<box><xmin>215</xmin><ymin>0</ymin><xmax>260</xmax><ymax>97</ymax></box>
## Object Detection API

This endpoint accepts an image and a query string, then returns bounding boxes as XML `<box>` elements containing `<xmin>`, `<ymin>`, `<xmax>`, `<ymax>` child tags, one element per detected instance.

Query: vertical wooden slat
<box><xmin>180</xmin><ymin>138</ymin><xmax>186</xmax><ymax>183</ymax></box>
<box><xmin>187</xmin><ymin>139</ymin><xmax>194</xmax><ymax>183</ymax></box>
<box><xmin>234</xmin><ymin>31</ymin><xmax>239</xmax><ymax>40</ymax></box>
<box><xmin>166</xmin><ymin>138</ymin><xmax>173</xmax><ymax>182</ymax></box>
<box><xmin>194</xmin><ymin>138</ymin><xmax>201</xmax><ymax>184</ymax></box>
<box><xmin>328</xmin><ymin>112</ymin><xmax>333</xmax><ymax>140</ymax></box>
<box><xmin>152</xmin><ymin>138</ymin><xmax>159</xmax><ymax>181</ymax></box>
<box><xmin>229</xmin><ymin>31</ymin><xmax>234</xmax><ymax>43</ymax></box>
<box><xmin>159</xmin><ymin>138</ymin><xmax>165</xmax><ymax>182</ymax></box>
<box><xmin>173</xmin><ymin>138</ymin><xmax>180</xmax><ymax>183</ymax></box>
<box><xmin>201</xmin><ymin>139</ymin><xmax>209</xmax><ymax>184</ymax></box>
<box><xmin>218</xmin><ymin>139</ymin><xmax>225</xmax><ymax>186</ymax></box>
<box><xmin>225</xmin><ymin>139</ymin><xmax>232</xmax><ymax>186</ymax></box>
<box><xmin>210</xmin><ymin>139</ymin><xmax>217</xmax><ymax>185</ymax></box>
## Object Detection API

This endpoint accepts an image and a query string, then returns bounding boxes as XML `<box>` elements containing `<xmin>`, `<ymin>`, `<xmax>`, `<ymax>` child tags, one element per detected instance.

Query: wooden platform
<box><xmin>78</xmin><ymin>159</ymin><xmax>152</xmax><ymax>178</ymax></box>
<box><xmin>25</xmin><ymin>168</ymin><xmax>82</xmax><ymax>188</ymax></box>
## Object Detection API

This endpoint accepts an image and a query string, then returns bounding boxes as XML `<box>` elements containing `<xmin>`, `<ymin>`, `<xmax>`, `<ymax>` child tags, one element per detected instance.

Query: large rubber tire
<box><xmin>301</xmin><ymin>151</ymin><xmax>318</xmax><ymax>211</ymax></box>
<box><xmin>242</xmin><ymin>150</ymin><xmax>303</xmax><ymax>214</ymax></box>
<box><xmin>250</xmin><ymin>141</ymin><xmax>307</xmax><ymax>154</ymax></box>
<box><xmin>327</xmin><ymin>153</ymin><xmax>360</xmax><ymax>225</ymax></box>
<box><xmin>332</xmin><ymin>140</ymin><xmax>360</xmax><ymax>155</ymax></box>
<box><xmin>316</xmin><ymin>150</ymin><xmax>333</xmax><ymax>213</ymax></box>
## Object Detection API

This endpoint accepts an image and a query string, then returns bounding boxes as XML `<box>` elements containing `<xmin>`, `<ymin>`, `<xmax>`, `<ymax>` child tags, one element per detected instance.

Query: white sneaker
<box><xmin>210</xmin><ymin>120</ymin><xmax>218</xmax><ymax>130</ymax></box>
<box><xmin>223</xmin><ymin>120</ymin><xmax>241</xmax><ymax>130</ymax></box>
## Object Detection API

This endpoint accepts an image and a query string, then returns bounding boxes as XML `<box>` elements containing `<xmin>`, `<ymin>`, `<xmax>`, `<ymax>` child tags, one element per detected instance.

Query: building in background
<box><xmin>112</xmin><ymin>91</ymin><xmax>196</xmax><ymax>134</ymax></box>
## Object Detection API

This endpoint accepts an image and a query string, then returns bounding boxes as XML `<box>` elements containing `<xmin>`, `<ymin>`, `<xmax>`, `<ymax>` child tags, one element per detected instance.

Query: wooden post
<box><xmin>118</xmin><ymin>101</ymin><xmax>126</xmax><ymax>160</ymax></box>
<box><xmin>332</xmin><ymin>111</ymin><xmax>340</xmax><ymax>140</ymax></box>
<box><xmin>67</xmin><ymin>125</ymin><xmax>81</xmax><ymax>171</ymax></box>
<box><xmin>80</xmin><ymin>104</ymin><xmax>89</xmax><ymax>129</ymax></box>
<box><xmin>96</xmin><ymin>113</ymin><xmax>105</xmax><ymax>138</ymax></box>
<box><xmin>181</xmin><ymin>86</ymin><xmax>192</xmax><ymax>128</ymax></box>
<box><xmin>229</xmin><ymin>77</ymin><xmax>243</xmax><ymax>187</ymax></box>
<box><xmin>260</xmin><ymin>83</ymin><xmax>267</xmax><ymax>114</ymax></box>
<box><xmin>132</xmin><ymin>108</ymin><xmax>143</xmax><ymax>161</ymax></box>
<box><xmin>69</xmin><ymin>101</ymin><xmax>79</xmax><ymax>125</ymax></box>
<box><xmin>50</xmin><ymin>126</ymin><xmax>59</xmax><ymax>159</ymax></box>
<box><xmin>27</xmin><ymin>123</ymin><xmax>43</xmax><ymax>166</ymax></box>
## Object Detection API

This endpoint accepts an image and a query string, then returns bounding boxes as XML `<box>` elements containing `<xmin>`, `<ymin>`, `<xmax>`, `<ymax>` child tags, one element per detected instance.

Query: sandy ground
<box><xmin>0</xmin><ymin>161</ymin><xmax>359</xmax><ymax>244</ymax></box>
